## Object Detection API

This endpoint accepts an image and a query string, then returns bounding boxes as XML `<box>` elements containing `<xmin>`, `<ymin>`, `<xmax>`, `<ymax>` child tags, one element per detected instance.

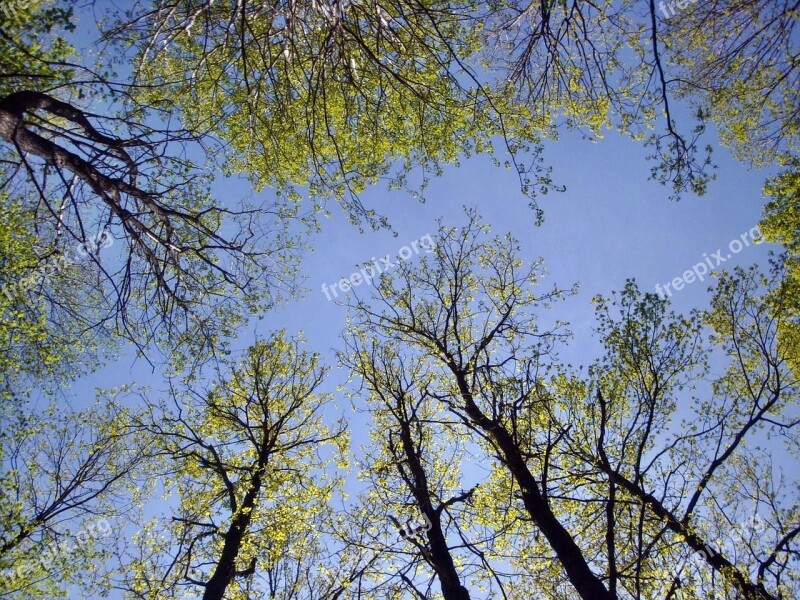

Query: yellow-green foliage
<box><xmin>761</xmin><ymin>160</ymin><xmax>800</xmax><ymax>375</ymax></box>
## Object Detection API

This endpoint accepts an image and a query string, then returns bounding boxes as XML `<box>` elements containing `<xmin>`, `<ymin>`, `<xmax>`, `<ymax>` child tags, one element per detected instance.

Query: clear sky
<box><xmin>67</xmin><ymin>120</ymin><xmax>778</xmax><ymax>477</ymax></box>
<box><xmin>74</xmin><ymin>124</ymin><xmax>776</xmax><ymax>375</ymax></box>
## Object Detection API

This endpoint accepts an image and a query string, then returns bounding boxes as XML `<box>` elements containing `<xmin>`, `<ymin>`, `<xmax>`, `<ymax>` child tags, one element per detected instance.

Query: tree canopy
<box><xmin>1</xmin><ymin>1</ymin><xmax>799</xmax><ymax>599</ymax></box>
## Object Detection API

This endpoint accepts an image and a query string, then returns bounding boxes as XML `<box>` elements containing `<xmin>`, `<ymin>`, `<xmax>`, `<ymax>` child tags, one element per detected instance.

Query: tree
<box><xmin>659</xmin><ymin>0</ymin><xmax>800</xmax><ymax>166</ymax></box>
<box><xmin>487</xmin><ymin>0</ymin><xmax>797</xmax><ymax>192</ymax></box>
<box><xmin>115</xmin><ymin>331</ymin><xmax>347</xmax><ymax>600</ymax></box>
<box><xmin>759</xmin><ymin>159</ymin><xmax>800</xmax><ymax>377</ymax></box>
<box><xmin>1</xmin><ymin>1</ymin><xmax>304</xmax><ymax>370</ymax></box>
<box><xmin>0</xmin><ymin>400</ymin><xmax>143</xmax><ymax>599</ymax></box>
<box><xmin>476</xmin><ymin>0</ymin><xmax>714</xmax><ymax>196</ymax></box>
<box><xmin>345</xmin><ymin>210</ymin><xmax>800</xmax><ymax>599</ymax></box>
<box><xmin>0</xmin><ymin>196</ymin><xmax>103</xmax><ymax>400</ymax></box>
<box><xmin>575</xmin><ymin>268</ymin><xmax>800</xmax><ymax>599</ymax></box>
<box><xmin>105</xmin><ymin>0</ymin><xmax>562</xmax><ymax>227</ymax></box>
<box><xmin>341</xmin><ymin>339</ymin><xmax>479</xmax><ymax>599</ymax></box>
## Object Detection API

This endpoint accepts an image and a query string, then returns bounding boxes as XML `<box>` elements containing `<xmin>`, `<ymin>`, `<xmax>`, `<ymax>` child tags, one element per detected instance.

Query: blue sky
<box><xmin>231</xmin><ymin>125</ymin><xmax>774</xmax><ymax>371</ymax></box>
<box><xmin>67</xmin><ymin>120</ymin><xmax>778</xmax><ymax>473</ymax></box>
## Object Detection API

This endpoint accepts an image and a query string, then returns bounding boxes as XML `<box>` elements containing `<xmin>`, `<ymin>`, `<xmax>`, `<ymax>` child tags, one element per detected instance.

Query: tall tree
<box><xmin>342</xmin><ymin>339</ymin><xmax>483</xmax><ymax>599</ymax></box>
<box><xmin>115</xmin><ymin>331</ymin><xmax>347</xmax><ymax>600</ymax></box>
<box><xmin>580</xmin><ymin>271</ymin><xmax>799</xmax><ymax>599</ymax></box>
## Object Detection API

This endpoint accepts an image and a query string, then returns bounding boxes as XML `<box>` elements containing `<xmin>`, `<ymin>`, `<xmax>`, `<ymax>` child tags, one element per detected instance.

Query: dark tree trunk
<box><xmin>396</xmin><ymin>411</ymin><xmax>472</xmax><ymax>600</ymax></box>
<box><xmin>451</xmin><ymin>368</ymin><xmax>615</xmax><ymax>600</ymax></box>
<box><xmin>202</xmin><ymin>471</ymin><xmax>262</xmax><ymax>600</ymax></box>
<box><xmin>0</xmin><ymin>92</ymin><xmax>146</xmax><ymax>205</ymax></box>
<box><xmin>604</xmin><ymin>469</ymin><xmax>776</xmax><ymax>600</ymax></box>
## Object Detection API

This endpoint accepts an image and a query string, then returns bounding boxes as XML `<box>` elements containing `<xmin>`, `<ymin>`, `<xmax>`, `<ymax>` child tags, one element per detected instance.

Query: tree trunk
<box><xmin>451</xmin><ymin>368</ymin><xmax>614</xmax><ymax>600</ymax></box>
<box><xmin>202</xmin><ymin>472</ymin><xmax>262</xmax><ymax>600</ymax></box>
<box><xmin>397</xmin><ymin>413</ymin><xmax>472</xmax><ymax>600</ymax></box>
